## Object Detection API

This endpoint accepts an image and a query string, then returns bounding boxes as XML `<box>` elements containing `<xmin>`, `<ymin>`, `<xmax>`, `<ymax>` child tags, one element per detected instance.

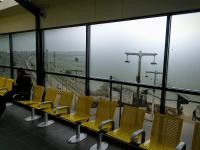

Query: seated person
<box><xmin>0</xmin><ymin>68</ymin><xmax>32</xmax><ymax>118</ymax></box>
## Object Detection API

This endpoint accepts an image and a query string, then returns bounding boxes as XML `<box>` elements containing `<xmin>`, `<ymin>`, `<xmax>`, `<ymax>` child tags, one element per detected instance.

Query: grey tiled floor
<box><xmin>0</xmin><ymin>105</ymin><xmax>125</xmax><ymax>150</ymax></box>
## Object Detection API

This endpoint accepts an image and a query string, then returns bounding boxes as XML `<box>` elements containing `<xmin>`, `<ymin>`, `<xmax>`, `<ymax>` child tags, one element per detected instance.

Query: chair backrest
<box><xmin>5</xmin><ymin>78</ymin><xmax>14</xmax><ymax>91</ymax></box>
<box><xmin>31</xmin><ymin>85</ymin><xmax>44</xmax><ymax>102</ymax></box>
<box><xmin>75</xmin><ymin>95</ymin><xmax>93</xmax><ymax>117</ymax></box>
<box><xmin>95</xmin><ymin>99</ymin><xmax>117</xmax><ymax>125</ymax></box>
<box><xmin>59</xmin><ymin>91</ymin><xmax>74</xmax><ymax>107</ymax></box>
<box><xmin>150</xmin><ymin>113</ymin><xmax>183</xmax><ymax>149</ymax></box>
<box><xmin>192</xmin><ymin>122</ymin><xmax>200</xmax><ymax>150</ymax></box>
<box><xmin>0</xmin><ymin>77</ymin><xmax>6</xmax><ymax>87</ymax></box>
<box><xmin>44</xmin><ymin>87</ymin><xmax>57</xmax><ymax>105</ymax></box>
<box><xmin>119</xmin><ymin>105</ymin><xmax>145</xmax><ymax>132</ymax></box>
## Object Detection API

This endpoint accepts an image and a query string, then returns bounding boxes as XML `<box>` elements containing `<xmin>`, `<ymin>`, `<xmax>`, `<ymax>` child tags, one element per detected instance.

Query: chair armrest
<box><xmin>131</xmin><ymin>129</ymin><xmax>145</xmax><ymax>145</ymax></box>
<box><xmin>98</xmin><ymin>119</ymin><xmax>114</xmax><ymax>131</ymax></box>
<box><xmin>176</xmin><ymin>142</ymin><xmax>186</xmax><ymax>150</ymax></box>
<box><xmin>39</xmin><ymin>101</ymin><xmax>53</xmax><ymax>108</ymax></box>
<box><xmin>53</xmin><ymin>106</ymin><xmax>70</xmax><ymax>114</ymax></box>
<box><xmin>13</xmin><ymin>94</ymin><xmax>19</xmax><ymax>99</ymax></box>
<box><xmin>13</xmin><ymin>94</ymin><xmax>24</xmax><ymax>99</ymax></box>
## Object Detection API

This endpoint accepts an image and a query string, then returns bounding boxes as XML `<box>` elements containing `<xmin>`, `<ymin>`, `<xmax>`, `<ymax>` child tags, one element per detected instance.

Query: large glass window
<box><xmin>168</xmin><ymin>12</ymin><xmax>200</xmax><ymax>90</ymax></box>
<box><xmin>12</xmin><ymin>32</ymin><xmax>36</xmax><ymax>69</ymax></box>
<box><xmin>0</xmin><ymin>35</ymin><xmax>10</xmax><ymax>66</ymax></box>
<box><xmin>90</xmin><ymin>17</ymin><xmax>167</xmax><ymax>86</ymax></box>
<box><xmin>46</xmin><ymin>74</ymin><xmax>85</xmax><ymax>95</ymax></box>
<box><xmin>0</xmin><ymin>67</ymin><xmax>11</xmax><ymax>77</ymax></box>
<box><xmin>44</xmin><ymin>26</ymin><xmax>86</xmax><ymax>76</ymax></box>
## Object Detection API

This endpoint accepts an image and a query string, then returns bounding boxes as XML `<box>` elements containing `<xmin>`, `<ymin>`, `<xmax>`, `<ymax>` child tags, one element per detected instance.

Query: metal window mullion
<box><xmin>35</xmin><ymin>14</ymin><xmax>45</xmax><ymax>86</ymax></box>
<box><xmin>85</xmin><ymin>25</ymin><xmax>91</xmax><ymax>96</ymax></box>
<box><xmin>160</xmin><ymin>15</ymin><xmax>172</xmax><ymax>114</ymax></box>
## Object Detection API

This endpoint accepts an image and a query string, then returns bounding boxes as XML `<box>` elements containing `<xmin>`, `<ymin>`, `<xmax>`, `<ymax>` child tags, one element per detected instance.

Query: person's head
<box><xmin>17</xmin><ymin>68</ymin><xmax>25</xmax><ymax>78</ymax></box>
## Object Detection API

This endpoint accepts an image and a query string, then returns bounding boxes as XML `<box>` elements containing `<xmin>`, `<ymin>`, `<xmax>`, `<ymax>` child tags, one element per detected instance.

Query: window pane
<box><xmin>168</xmin><ymin>12</ymin><xmax>200</xmax><ymax>90</ymax></box>
<box><xmin>91</xmin><ymin>17</ymin><xmax>166</xmax><ymax>86</ymax></box>
<box><xmin>12</xmin><ymin>32</ymin><xmax>36</xmax><ymax>69</ymax></box>
<box><xmin>90</xmin><ymin>81</ymin><xmax>110</xmax><ymax>98</ymax></box>
<box><xmin>46</xmin><ymin>74</ymin><xmax>85</xmax><ymax>95</ymax></box>
<box><xmin>0</xmin><ymin>67</ymin><xmax>11</xmax><ymax>77</ymax></box>
<box><xmin>0</xmin><ymin>35</ymin><xmax>10</xmax><ymax>66</ymax></box>
<box><xmin>44</xmin><ymin>26</ymin><xmax>86</xmax><ymax>76</ymax></box>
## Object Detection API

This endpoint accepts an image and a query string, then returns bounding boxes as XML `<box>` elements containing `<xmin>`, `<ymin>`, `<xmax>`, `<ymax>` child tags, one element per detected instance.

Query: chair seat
<box><xmin>107</xmin><ymin>129</ymin><xmax>132</xmax><ymax>143</ymax></box>
<box><xmin>61</xmin><ymin>113</ymin><xmax>89</xmax><ymax>123</ymax></box>
<box><xmin>140</xmin><ymin>141</ymin><xmax>175</xmax><ymax>150</ymax></box>
<box><xmin>17</xmin><ymin>100</ymin><xmax>39</xmax><ymax>105</ymax></box>
<box><xmin>107</xmin><ymin>129</ymin><xmax>135</xmax><ymax>143</ymax></box>
<box><xmin>82</xmin><ymin>120</ymin><xmax>112</xmax><ymax>132</ymax></box>
<box><xmin>30</xmin><ymin>103</ymin><xmax>51</xmax><ymax>110</ymax></box>
<box><xmin>140</xmin><ymin>140</ymin><xmax>150</xmax><ymax>149</ymax></box>
<box><xmin>43</xmin><ymin>108</ymin><xmax>68</xmax><ymax>116</ymax></box>
<box><xmin>82</xmin><ymin>120</ymin><xmax>100</xmax><ymax>132</ymax></box>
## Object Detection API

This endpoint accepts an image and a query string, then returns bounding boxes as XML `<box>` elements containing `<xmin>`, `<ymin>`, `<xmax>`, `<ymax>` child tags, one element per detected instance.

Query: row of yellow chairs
<box><xmin>16</xmin><ymin>85</ymin><xmax>199</xmax><ymax>150</ymax></box>
<box><xmin>0</xmin><ymin>76</ymin><xmax>14</xmax><ymax>96</ymax></box>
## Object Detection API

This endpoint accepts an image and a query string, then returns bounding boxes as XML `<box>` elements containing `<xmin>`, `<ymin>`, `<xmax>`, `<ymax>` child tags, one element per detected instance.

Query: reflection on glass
<box><xmin>13</xmin><ymin>69</ymin><xmax>37</xmax><ymax>84</ymax></box>
<box><xmin>91</xmin><ymin>17</ymin><xmax>166</xmax><ymax>85</ymax></box>
<box><xmin>168</xmin><ymin>12</ymin><xmax>200</xmax><ymax>90</ymax></box>
<box><xmin>44</xmin><ymin>26</ymin><xmax>86</xmax><ymax>75</ymax></box>
<box><xmin>0</xmin><ymin>67</ymin><xmax>11</xmax><ymax>77</ymax></box>
<box><xmin>46</xmin><ymin>74</ymin><xmax>85</xmax><ymax>95</ymax></box>
<box><xmin>12</xmin><ymin>32</ymin><xmax>36</xmax><ymax>69</ymax></box>
<box><xmin>0</xmin><ymin>35</ymin><xmax>10</xmax><ymax>66</ymax></box>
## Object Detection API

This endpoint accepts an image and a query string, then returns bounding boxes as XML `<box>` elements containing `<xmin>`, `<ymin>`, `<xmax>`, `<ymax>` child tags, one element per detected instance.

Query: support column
<box><xmin>85</xmin><ymin>25</ymin><xmax>91</xmax><ymax>96</ymax></box>
<box><xmin>160</xmin><ymin>15</ymin><xmax>172</xmax><ymax>114</ymax></box>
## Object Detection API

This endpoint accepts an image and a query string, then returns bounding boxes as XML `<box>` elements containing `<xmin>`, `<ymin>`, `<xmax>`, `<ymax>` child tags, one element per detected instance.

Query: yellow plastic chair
<box><xmin>30</xmin><ymin>87</ymin><xmax>57</xmax><ymax>127</ymax></box>
<box><xmin>0</xmin><ymin>76</ymin><xmax>6</xmax><ymax>88</ymax></box>
<box><xmin>82</xmin><ymin>99</ymin><xmax>117</xmax><ymax>132</ymax></box>
<box><xmin>191</xmin><ymin>122</ymin><xmax>200</xmax><ymax>150</ymax></box>
<box><xmin>61</xmin><ymin>95</ymin><xmax>93</xmax><ymax>143</ymax></box>
<box><xmin>82</xmin><ymin>99</ymin><xmax>117</xmax><ymax>150</ymax></box>
<box><xmin>17</xmin><ymin>85</ymin><xmax>44</xmax><ymax>121</ymax></box>
<box><xmin>0</xmin><ymin>77</ymin><xmax>7</xmax><ymax>96</ymax></box>
<box><xmin>141</xmin><ymin>113</ymin><xmax>183</xmax><ymax>150</ymax></box>
<box><xmin>106</xmin><ymin>105</ymin><xmax>145</xmax><ymax>146</ymax></box>
<box><xmin>44</xmin><ymin>91</ymin><xmax>74</xmax><ymax>116</ymax></box>
<box><xmin>0</xmin><ymin>78</ymin><xmax>13</xmax><ymax>96</ymax></box>
<box><xmin>18</xmin><ymin>85</ymin><xmax>44</xmax><ymax>105</ymax></box>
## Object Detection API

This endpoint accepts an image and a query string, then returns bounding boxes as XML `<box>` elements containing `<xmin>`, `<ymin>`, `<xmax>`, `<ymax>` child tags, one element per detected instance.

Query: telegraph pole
<box><xmin>145</xmin><ymin>70</ymin><xmax>162</xmax><ymax>117</ymax></box>
<box><xmin>124</xmin><ymin>51</ymin><xmax>157</xmax><ymax>104</ymax></box>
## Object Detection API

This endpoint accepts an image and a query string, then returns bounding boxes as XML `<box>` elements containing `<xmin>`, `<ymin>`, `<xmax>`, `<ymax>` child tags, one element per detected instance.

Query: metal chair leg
<box><xmin>90</xmin><ymin>132</ymin><xmax>108</xmax><ymax>150</ymax></box>
<box><xmin>68</xmin><ymin>122</ymin><xmax>87</xmax><ymax>143</ymax></box>
<box><xmin>6</xmin><ymin>103</ymin><xmax>13</xmax><ymax>107</ymax></box>
<box><xmin>37</xmin><ymin>112</ymin><xmax>54</xmax><ymax>127</ymax></box>
<box><xmin>25</xmin><ymin>108</ymin><xmax>41</xmax><ymax>121</ymax></box>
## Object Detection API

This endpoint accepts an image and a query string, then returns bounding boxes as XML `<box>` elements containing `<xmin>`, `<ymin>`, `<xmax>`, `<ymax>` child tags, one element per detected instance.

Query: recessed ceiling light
<box><xmin>0</xmin><ymin>0</ymin><xmax>4</xmax><ymax>2</ymax></box>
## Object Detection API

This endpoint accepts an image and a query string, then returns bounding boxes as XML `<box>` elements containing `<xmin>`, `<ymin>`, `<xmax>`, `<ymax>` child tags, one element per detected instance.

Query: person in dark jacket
<box><xmin>0</xmin><ymin>68</ymin><xmax>32</xmax><ymax>118</ymax></box>
<box><xmin>192</xmin><ymin>109</ymin><xmax>197</xmax><ymax>121</ymax></box>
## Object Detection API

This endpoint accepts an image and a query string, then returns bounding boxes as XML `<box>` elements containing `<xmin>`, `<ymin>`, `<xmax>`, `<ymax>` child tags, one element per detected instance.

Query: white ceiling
<box><xmin>0</xmin><ymin>0</ymin><xmax>18</xmax><ymax>10</ymax></box>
